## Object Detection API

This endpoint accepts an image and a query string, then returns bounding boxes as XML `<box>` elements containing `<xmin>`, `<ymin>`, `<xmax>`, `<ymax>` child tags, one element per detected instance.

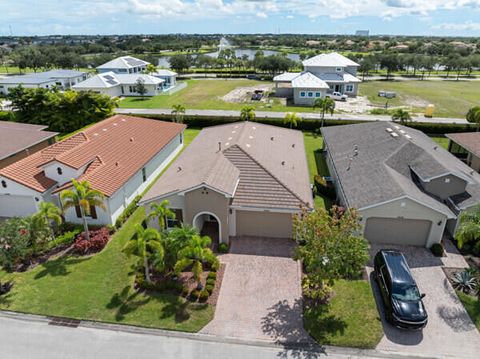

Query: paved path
<box><xmin>201</xmin><ymin>237</ymin><xmax>311</xmax><ymax>343</ymax></box>
<box><xmin>0</xmin><ymin>311</ymin><xmax>428</xmax><ymax>359</ymax></box>
<box><xmin>369</xmin><ymin>242</ymin><xmax>480</xmax><ymax>359</ymax></box>
<box><xmin>116</xmin><ymin>108</ymin><xmax>468</xmax><ymax>124</ymax></box>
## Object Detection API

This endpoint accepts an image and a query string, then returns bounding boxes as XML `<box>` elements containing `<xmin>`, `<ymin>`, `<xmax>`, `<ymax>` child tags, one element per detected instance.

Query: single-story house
<box><xmin>97</xmin><ymin>56</ymin><xmax>150</xmax><ymax>74</ymax></box>
<box><xmin>0</xmin><ymin>121</ymin><xmax>58</xmax><ymax>169</ymax></box>
<box><xmin>0</xmin><ymin>69</ymin><xmax>88</xmax><ymax>95</ymax></box>
<box><xmin>322</xmin><ymin>122</ymin><xmax>480</xmax><ymax>248</ymax></box>
<box><xmin>446</xmin><ymin>132</ymin><xmax>480</xmax><ymax>173</ymax></box>
<box><xmin>0</xmin><ymin>115</ymin><xmax>185</xmax><ymax>224</ymax></box>
<box><xmin>72</xmin><ymin>71</ymin><xmax>164</xmax><ymax>97</ymax></box>
<box><xmin>151</xmin><ymin>69</ymin><xmax>178</xmax><ymax>89</ymax></box>
<box><xmin>273</xmin><ymin>52</ymin><xmax>361</xmax><ymax>105</ymax></box>
<box><xmin>141</xmin><ymin>122</ymin><xmax>313</xmax><ymax>245</ymax></box>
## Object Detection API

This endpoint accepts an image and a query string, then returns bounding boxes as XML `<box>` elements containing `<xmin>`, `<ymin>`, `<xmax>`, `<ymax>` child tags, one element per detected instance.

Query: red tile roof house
<box><xmin>0</xmin><ymin>115</ymin><xmax>185</xmax><ymax>224</ymax></box>
<box><xmin>141</xmin><ymin>122</ymin><xmax>313</xmax><ymax>245</ymax></box>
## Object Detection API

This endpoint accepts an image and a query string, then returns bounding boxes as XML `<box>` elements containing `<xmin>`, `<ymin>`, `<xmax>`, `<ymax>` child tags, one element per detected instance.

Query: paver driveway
<box><xmin>369</xmin><ymin>241</ymin><xmax>480</xmax><ymax>359</ymax></box>
<box><xmin>200</xmin><ymin>237</ymin><xmax>313</xmax><ymax>344</ymax></box>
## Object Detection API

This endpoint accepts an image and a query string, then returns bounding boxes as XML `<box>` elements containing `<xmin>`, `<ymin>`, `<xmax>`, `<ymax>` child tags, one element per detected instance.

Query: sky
<box><xmin>0</xmin><ymin>0</ymin><xmax>479</xmax><ymax>37</ymax></box>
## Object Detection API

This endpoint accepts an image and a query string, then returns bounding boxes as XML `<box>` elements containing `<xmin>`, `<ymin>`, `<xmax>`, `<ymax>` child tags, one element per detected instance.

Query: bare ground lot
<box><xmin>221</xmin><ymin>84</ymin><xmax>274</xmax><ymax>103</ymax></box>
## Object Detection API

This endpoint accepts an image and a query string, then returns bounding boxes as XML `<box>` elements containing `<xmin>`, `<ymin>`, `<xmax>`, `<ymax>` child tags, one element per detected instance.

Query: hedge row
<box><xmin>133</xmin><ymin>113</ymin><xmax>474</xmax><ymax>134</ymax></box>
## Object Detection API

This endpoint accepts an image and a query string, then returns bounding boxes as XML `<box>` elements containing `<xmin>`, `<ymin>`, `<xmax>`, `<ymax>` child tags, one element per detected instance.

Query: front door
<box><xmin>334</xmin><ymin>84</ymin><xmax>341</xmax><ymax>93</ymax></box>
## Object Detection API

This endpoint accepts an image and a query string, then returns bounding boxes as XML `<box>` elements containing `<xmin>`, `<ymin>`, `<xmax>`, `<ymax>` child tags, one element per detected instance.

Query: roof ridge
<box><xmin>226</xmin><ymin>144</ymin><xmax>308</xmax><ymax>207</ymax></box>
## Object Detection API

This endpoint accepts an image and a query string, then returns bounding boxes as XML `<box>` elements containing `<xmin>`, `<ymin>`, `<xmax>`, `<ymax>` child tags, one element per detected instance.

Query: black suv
<box><xmin>374</xmin><ymin>250</ymin><xmax>428</xmax><ymax>330</ymax></box>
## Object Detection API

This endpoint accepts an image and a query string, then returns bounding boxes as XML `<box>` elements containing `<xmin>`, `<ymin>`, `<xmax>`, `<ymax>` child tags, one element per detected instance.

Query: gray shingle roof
<box><xmin>322</xmin><ymin>122</ymin><xmax>480</xmax><ymax>214</ymax></box>
<box><xmin>142</xmin><ymin>122</ymin><xmax>313</xmax><ymax>210</ymax></box>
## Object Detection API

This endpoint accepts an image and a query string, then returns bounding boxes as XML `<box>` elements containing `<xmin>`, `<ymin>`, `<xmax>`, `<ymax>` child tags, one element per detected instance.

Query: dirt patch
<box><xmin>401</xmin><ymin>95</ymin><xmax>430</xmax><ymax>108</ymax></box>
<box><xmin>222</xmin><ymin>84</ymin><xmax>273</xmax><ymax>103</ymax></box>
<box><xmin>335</xmin><ymin>96</ymin><xmax>377</xmax><ymax>114</ymax></box>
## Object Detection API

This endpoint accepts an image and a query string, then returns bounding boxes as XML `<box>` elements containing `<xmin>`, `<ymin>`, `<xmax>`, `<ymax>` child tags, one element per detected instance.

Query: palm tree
<box><xmin>466</xmin><ymin>106</ymin><xmax>480</xmax><ymax>132</ymax></box>
<box><xmin>123</xmin><ymin>225</ymin><xmax>165</xmax><ymax>283</ymax></box>
<box><xmin>60</xmin><ymin>179</ymin><xmax>106</xmax><ymax>241</ymax></box>
<box><xmin>164</xmin><ymin>225</ymin><xmax>199</xmax><ymax>272</ymax></box>
<box><xmin>148</xmin><ymin>200</ymin><xmax>175</xmax><ymax>231</ymax></box>
<box><xmin>456</xmin><ymin>205</ymin><xmax>480</xmax><ymax>248</ymax></box>
<box><xmin>171</xmin><ymin>104</ymin><xmax>186</xmax><ymax>124</ymax></box>
<box><xmin>146</xmin><ymin>64</ymin><xmax>157</xmax><ymax>74</ymax></box>
<box><xmin>240</xmin><ymin>106</ymin><xmax>256</xmax><ymax>121</ymax></box>
<box><xmin>283</xmin><ymin>112</ymin><xmax>301</xmax><ymax>129</ymax></box>
<box><xmin>35</xmin><ymin>201</ymin><xmax>62</xmax><ymax>240</ymax></box>
<box><xmin>174</xmin><ymin>235</ymin><xmax>219</xmax><ymax>288</ymax></box>
<box><xmin>391</xmin><ymin>108</ymin><xmax>412</xmax><ymax>124</ymax></box>
<box><xmin>313</xmin><ymin>97</ymin><xmax>335</xmax><ymax>127</ymax></box>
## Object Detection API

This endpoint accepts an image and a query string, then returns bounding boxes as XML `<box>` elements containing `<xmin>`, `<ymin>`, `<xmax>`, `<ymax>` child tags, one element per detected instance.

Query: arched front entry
<box><xmin>192</xmin><ymin>211</ymin><xmax>222</xmax><ymax>246</ymax></box>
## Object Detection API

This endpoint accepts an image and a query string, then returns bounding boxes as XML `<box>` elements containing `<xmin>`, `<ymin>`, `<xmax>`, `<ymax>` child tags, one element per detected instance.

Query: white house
<box><xmin>0</xmin><ymin>115</ymin><xmax>186</xmax><ymax>225</ymax></box>
<box><xmin>72</xmin><ymin>72</ymin><xmax>164</xmax><ymax>97</ymax></box>
<box><xmin>273</xmin><ymin>52</ymin><xmax>361</xmax><ymax>106</ymax></box>
<box><xmin>97</xmin><ymin>56</ymin><xmax>150</xmax><ymax>74</ymax></box>
<box><xmin>151</xmin><ymin>69</ymin><xmax>178</xmax><ymax>89</ymax></box>
<box><xmin>0</xmin><ymin>69</ymin><xmax>88</xmax><ymax>95</ymax></box>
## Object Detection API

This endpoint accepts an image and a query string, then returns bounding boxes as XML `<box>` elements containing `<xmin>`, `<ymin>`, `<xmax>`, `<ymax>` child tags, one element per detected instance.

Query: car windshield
<box><xmin>392</xmin><ymin>284</ymin><xmax>421</xmax><ymax>301</ymax></box>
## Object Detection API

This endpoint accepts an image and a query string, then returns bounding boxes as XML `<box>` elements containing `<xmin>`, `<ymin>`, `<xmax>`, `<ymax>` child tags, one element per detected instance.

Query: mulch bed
<box><xmin>207</xmin><ymin>263</ymin><xmax>225</xmax><ymax>306</ymax></box>
<box><xmin>15</xmin><ymin>244</ymin><xmax>74</xmax><ymax>272</ymax></box>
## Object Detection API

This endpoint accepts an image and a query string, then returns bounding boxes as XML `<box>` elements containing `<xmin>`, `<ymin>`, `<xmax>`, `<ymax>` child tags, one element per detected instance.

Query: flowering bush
<box><xmin>0</xmin><ymin>218</ymin><xmax>32</xmax><ymax>271</ymax></box>
<box><xmin>73</xmin><ymin>227</ymin><xmax>110</xmax><ymax>255</ymax></box>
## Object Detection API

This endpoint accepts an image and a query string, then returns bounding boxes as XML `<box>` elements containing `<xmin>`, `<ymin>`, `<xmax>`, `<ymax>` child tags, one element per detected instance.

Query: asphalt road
<box><xmin>116</xmin><ymin>108</ymin><xmax>468</xmax><ymax>124</ymax></box>
<box><xmin>0</xmin><ymin>312</ymin><xmax>429</xmax><ymax>359</ymax></box>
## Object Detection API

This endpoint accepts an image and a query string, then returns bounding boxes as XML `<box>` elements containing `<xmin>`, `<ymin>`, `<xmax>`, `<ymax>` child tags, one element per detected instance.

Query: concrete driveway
<box><xmin>369</xmin><ymin>241</ymin><xmax>480</xmax><ymax>359</ymax></box>
<box><xmin>200</xmin><ymin>236</ymin><xmax>313</xmax><ymax>344</ymax></box>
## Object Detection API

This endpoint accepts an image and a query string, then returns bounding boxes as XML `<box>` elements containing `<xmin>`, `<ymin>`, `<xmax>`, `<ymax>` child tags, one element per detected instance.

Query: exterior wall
<box><xmin>359</xmin><ymin>197</ymin><xmax>448</xmax><ymax>248</ymax></box>
<box><xmin>0</xmin><ymin>175</ymin><xmax>43</xmax><ymax>217</ymax></box>
<box><xmin>324</xmin><ymin>145</ymin><xmax>347</xmax><ymax>206</ymax></box>
<box><xmin>344</xmin><ymin>83</ymin><xmax>358</xmax><ymax>96</ymax></box>
<box><xmin>184</xmin><ymin>188</ymin><xmax>230</xmax><ymax>243</ymax></box>
<box><xmin>345</xmin><ymin>66</ymin><xmax>358</xmax><ymax>76</ymax></box>
<box><xmin>54</xmin><ymin>75</ymin><xmax>88</xmax><ymax>89</ymax></box>
<box><xmin>469</xmin><ymin>153</ymin><xmax>480</xmax><ymax>172</ymax></box>
<box><xmin>43</xmin><ymin>161</ymin><xmax>88</xmax><ymax>186</ymax></box>
<box><xmin>420</xmin><ymin>174</ymin><xmax>467</xmax><ymax>200</ymax></box>
<box><xmin>120</xmin><ymin>84</ymin><xmax>161</xmax><ymax>97</ymax></box>
<box><xmin>0</xmin><ymin>81</ymin><xmax>57</xmax><ymax>95</ymax></box>
<box><xmin>293</xmin><ymin>88</ymin><xmax>327</xmax><ymax>106</ymax></box>
<box><xmin>98</xmin><ymin>66</ymin><xmax>146</xmax><ymax>74</ymax></box>
<box><xmin>235</xmin><ymin>209</ymin><xmax>293</xmax><ymax>238</ymax></box>
<box><xmin>144</xmin><ymin>193</ymin><xmax>186</xmax><ymax>229</ymax></box>
<box><xmin>74</xmin><ymin>86</ymin><xmax>123</xmax><ymax>97</ymax></box>
<box><xmin>305</xmin><ymin>66</ymin><xmax>343</xmax><ymax>76</ymax></box>
<box><xmin>275</xmin><ymin>87</ymin><xmax>293</xmax><ymax>98</ymax></box>
<box><xmin>0</xmin><ymin>138</ymin><xmax>55</xmax><ymax>169</ymax></box>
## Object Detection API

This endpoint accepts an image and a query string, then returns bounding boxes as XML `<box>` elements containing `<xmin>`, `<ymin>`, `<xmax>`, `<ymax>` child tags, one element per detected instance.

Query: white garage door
<box><xmin>236</xmin><ymin>210</ymin><xmax>293</xmax><ymax>238</ymax></box>
<box><xmin>0</xmin><ymin>195</ymin><xmax>37</xmax><ymax>217</ymax></box>
<box><xmin>364</xmin><ymin>217</ymin><xmax>432</xmax><ymax>246</ymax></box>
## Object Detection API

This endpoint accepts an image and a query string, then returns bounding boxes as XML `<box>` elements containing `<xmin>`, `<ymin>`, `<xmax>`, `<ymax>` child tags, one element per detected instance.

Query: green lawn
<box><xmin>303</xmin><ymin>132</ymin><xmax>331</xmax><ymax>209</ymax></box>
<box><xmin>304</xmin><ymin>279</ymin><xmax>383</xmax><ymax>349</ymax></box>
<box><xmin>119</xmin><ymin>79</ymin><xmax>316</xmax><ymax>113</ymax></box>
<box><xmin>0</xmin><ymin>66</ymin><xmax>93</xmax><ymax>75</ymax></box>
<box><xmin>0</xmin><ymin>207</ymin><xmax>213</xmax><ymax>331</ymax></box>
<box><xmin>457</xmin><ymin>291</ymin><xmax>480</xmax><ymax>331</ymax></box>
<box><xmin>430</xmin><ymin>136</ymin><xmax>450</xmax><ymax>149</ymax></box>
<box><xmin>360</xmin><ymin>80</ymin><xmax>480</xmax><ymax>118</ymax></box>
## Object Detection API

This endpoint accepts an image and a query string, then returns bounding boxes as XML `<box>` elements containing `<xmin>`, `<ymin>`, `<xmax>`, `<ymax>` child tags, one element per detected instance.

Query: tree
<box><xmin>283</xmin><ymin>112</ymin><xmax>301</xmax><ymax>129</ymax></box>
<box><xmin>171</xmin><ymin>104</ymin><xmax>186</xmax><ymax>124</ymax></box>
<box><xmin>466</xmin><ymin>106</ymin><xmax>480</xmax><ymax>132</ymax></box>
<box><xmin>168</xmin><ymin>54</ymin><xmax>192</xmax><ymax>73</ymax></box>
<box><xmin>146</xmin><ymin>64</ymin><xmax>157</xmax><ymax>74</ymax></box>
<box><xmin>378</xmin><ymin>53</ymin><xmax>399</xmax><ymax>80</ymax></box>
<box><xmin>34</xmin><ymin>202</ymin><xmax>62</xmax><ymax>241</ymax></box>
<box><xmin>134</xmin><ymin>78</ymin><xmax>148</xmax><ymax>100</ymax></box>
<box><xmin>123</xmin><ymin>225</ymin><xmax>164</xmax><ymax>283</ymax></box>
<box><xmin>456</xmin><ymin>205</ymin><xmax>480</xmax><ymax>249</ymax></box>
<box><xmin>60</xmin><ymin>179</ymin><xmax>106</xmax><ymax>241</ymax></box>
<box><xmin>147</xmin><ymin>200</ymin><xmax>175</xmax><ymax>231</ymax></box>
<box><xmin>391</xmin><ymin>108</ymin><xmax>412</xmax><ymax>124</ymax></box>
<box><xmin>359</xmin><ymin>56</ymin><xmax>376</xmax><ymax>80</ymax></box>
<box><xmin>195</xmin><ymin>54</ymin><xmax>215</xmax><ymax>77</ymax></box>
<box><xmin>240</xmin><ymin>106</ymin><xmax>256</xmax><ymax>121</ymax></box>
<box><xmin>313</xmin><ymin>97</ymin><xmax>335</xmax><ymax>127</ymax></box>
<box><xmin>293</xmin><ymin>206</ymin><xmax>370</xmax><ymax>303</ymax></box>
<box><xmin>174</xmin><ymin>235</ymin><xmax>219</xmax><ymax>288</ymax></box>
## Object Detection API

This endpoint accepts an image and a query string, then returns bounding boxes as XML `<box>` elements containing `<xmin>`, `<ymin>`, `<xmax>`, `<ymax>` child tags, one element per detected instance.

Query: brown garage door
<box><xmin>364</xmin><ymin>217</ymin><xmax>432</xmax><ymax>246</ymax></box>
<box><xmin>236</xmin><ymin>210</ymin><xmax>293</xmax><ymax>238</ymax></box>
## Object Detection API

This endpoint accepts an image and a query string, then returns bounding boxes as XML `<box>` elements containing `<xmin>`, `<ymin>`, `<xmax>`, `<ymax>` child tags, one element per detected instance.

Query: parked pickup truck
<box><xmin>326</xmin><ymin>92</ymin><xmax>348</xmax><ymax>101</ymax></box>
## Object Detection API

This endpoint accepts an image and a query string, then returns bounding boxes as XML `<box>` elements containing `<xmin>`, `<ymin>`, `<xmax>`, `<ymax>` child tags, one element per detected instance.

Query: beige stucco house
<box><xmin>322</xmin><ymin>122</ymin><xmax>480</xmax><ymax>248</ymax></box>
<box><xmin>141</xmin><ymin>122</ymin><xmax>313</xmax><ymax>245</ymax></box>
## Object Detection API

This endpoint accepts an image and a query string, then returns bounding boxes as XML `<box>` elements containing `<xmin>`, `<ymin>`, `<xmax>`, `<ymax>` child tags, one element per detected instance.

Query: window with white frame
<box><xmin>308</xmin><ymin>92</ymin><xmax>313</xmax><ymax>97</ymax></box>
<box><xmin>315</xmin><ymin>92</ymin><xmax>321</xmax><ymax>98</ymax></box>
<box><xmin>300</xmin><ymin>91</ymin><xmax>306</xmax><ymax>97</ymax></box>
<box><xmin>336</xmin><ymin>67</ymin><xmax>343</xmax><ymax>72</ymax></box>
<box><xmin>345</xmin><ymin>84</ymin><xmax>354</xmax><ymax>92</ymax></box>
<box><xmin>167</xmin><ymin>209</ymin><xmax>183</xmax><ymax>229</ymax></box>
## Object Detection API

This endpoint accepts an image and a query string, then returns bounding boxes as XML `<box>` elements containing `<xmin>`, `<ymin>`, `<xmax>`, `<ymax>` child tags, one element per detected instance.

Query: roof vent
<box><xmin>218</xmin><ymin>142</ymin><xmax>221</xmax><ymax>151</ymax></box>
<box><xmin>434</xmin><ymin>146</ymin><xmax>438</xmax><ymax>150</ymax></box>
<box><xmin>121</xmin><ymin>119</ymin><xmax>126</xmax><ymax>122</ymax></box>
<box><xmin>177</xmin><ymin>166</ymin><xmax>182</xmax><ymax>172</ymax></box>
<box><xmin>394</xmin><ymin>125</ymin><xmax>400</xmax><ymax>129</ymax></box>
<box><xmin>405</xmin><ymin>134</ymin><xmax>412</xmax><ymax>139</ymax></box>
<box><xmin>115</xmin><ymin>161</ymin><xmax>119</xmax><ymax>166</ymax></box>
<box><xmin>93</xmin><ymin>133</ymin><xmax>99</xmax><ymax>136</ymax></box>
<box><xmin>390</xmin><ymin>132</ymin><xmax>399</xmax><ymax>138</ymax></box>
<box><xmin>113</xmin><ymin>123</ymin><xmax>118</xmax><ymax>126</ymax></box>
<box><xmin>130</xmin><ymin>137</ymin><xmax>134</xmax><ymax>142</ymax></box>
<box><xmin>282</xmin><ymin>161</ymin><xmax>285</xmax><ymax>166</ymax></box>
<box><xmin>292</xmin><ymin>144</ymin><xmax>295</xmax><ymax>148</ymax></box>
<box><xmin>102</xmin><ymin>128</ymin><xmax>107</xmax><ymax>132</ymax></box>
<box><xmin>386</xmin><ymin>128</ymin><xmax>393</xmax><ymax>133</ymax></box>
<box><xmin>271</xmin><ymin>136</ymin><xmax>274</xmax><ymax>141</ymax></box>
<box><xmin>399</xmin><ymin>129</ymin><xmax>406</xmax><ymax>134</ymax></box>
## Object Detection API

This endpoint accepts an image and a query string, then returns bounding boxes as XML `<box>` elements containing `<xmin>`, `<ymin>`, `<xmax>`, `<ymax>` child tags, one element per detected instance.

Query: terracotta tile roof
<box><xmin>0</xmin><ymin>115</ymin><xmax>185</xmax><ymax>196</ymax></box>
<box><xmin>142</xmin><ymin>122</ymin><xmax>313</xmax><ymax>210</ymax></box>
<box><xmin>0</xmin><ymin>120</ymin><xmax>58</xmax><ymax>161</ymax></box>
<box><xmin>446</xmin><ymin>132</ymin><xmax>480</xmax><ymax>158</ymax></box>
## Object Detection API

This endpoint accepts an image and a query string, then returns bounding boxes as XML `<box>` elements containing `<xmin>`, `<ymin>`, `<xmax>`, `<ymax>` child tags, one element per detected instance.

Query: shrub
<box><xmin>207</xmin><ymin>272</ymin><xmax>217</xmax><ymax>280</ymax></box>
<box><xmin>206</xmin><ymin>278</ymin><xmax>216</xmax><ymax>286</ymax></box>
<box><xmin>452</xmin><ymin>270</ymin><xmax>477</xmax><ymax>294</ymax></box>
<box><xmin>190</xmin><ymin>290</ymin><xmax>201</xmax><ymax>301</ymax></box>
<box><xmin>0</xmin><ymin>217</ymin><xmax>32</xmax><ymax>271</ymax></box>
<box><xmin>431</xmin><ymin>243</ymin><xmax>444</xmax><ymax>257</ymax></box>
<box><xmin>218</xmin><ymin>242</ymin><xmax>229</xmax><ymax>253</ymax></box>
<box><xmin>45</xmin><ymin>229</ymin><xmax>81</xmax><ymax>251</ymax></box>
<box><xmin>473</xmin><ymin>241</ymin><xmax>480</xmax><ymax>257</ymax></box>
<box><xmin>205</xmin><ymin>284</ymin><xmax>214</xmax><ymax>294</ymax></box>
<box><xmin>181</xmin><ymin>286</ymin><xmax>190</xmax><ymax>297</ymax></box>
<box><xmin>73</xmin><ymin>227</ymin><xmax>110</xmax><ymax>255</ymax></box>
<box><xmin>115</xmin><ymin>195</ymin><xmax>142</xmax><ymax>229</ymax></box>
<box><xmin>199</xmin><ymin>289</ymin><xmax>210</xmax><ymax>301</ymax></box>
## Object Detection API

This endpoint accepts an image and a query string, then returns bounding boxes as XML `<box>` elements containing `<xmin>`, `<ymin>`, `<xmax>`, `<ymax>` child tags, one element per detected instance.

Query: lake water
<box><xmin>157</xmin><ymin>49</ymin><xmax>300</xmax><ymax>68</ymax></box>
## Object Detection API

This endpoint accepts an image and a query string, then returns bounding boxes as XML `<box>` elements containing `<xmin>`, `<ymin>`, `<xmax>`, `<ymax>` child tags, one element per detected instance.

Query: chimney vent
<box><xmin>130</xmin><ymin>137</ymin><xmax>134</xmax><ymax>142</ymax></box>
<box><xmin>218</xmin><ymin>142</ymin><xmax>222</xmax><ymax>151</ymax></box>
<box><xmin>281</xmin><ymin>161</ymin><xmax>285</xmax><ymax>166</ymax></box>
<box><xmin>271</xmin><ymin>136</ymin><xmax>274</xmax><ymax>141</ymax></box>
<box><xmin>115</xmin><ymin>161</ymin><xmax>119</xmax><ymax>167</ymax></box>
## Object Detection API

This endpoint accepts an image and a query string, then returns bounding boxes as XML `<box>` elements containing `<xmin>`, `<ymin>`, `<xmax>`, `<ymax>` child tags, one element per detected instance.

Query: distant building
<box><xmin>97</xmin><ymin>56</ymin><xmax>150</xmax><ymax>74</ymax></box>
<box><xmin>355</xmin><ymin>30</ymin><xmax>369</xmax><ymax>37</ymax></box>
<box><xmin>0</xmin><ymin>70</ymin><xmax>89</xmax><ymax>95</ymax></box>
